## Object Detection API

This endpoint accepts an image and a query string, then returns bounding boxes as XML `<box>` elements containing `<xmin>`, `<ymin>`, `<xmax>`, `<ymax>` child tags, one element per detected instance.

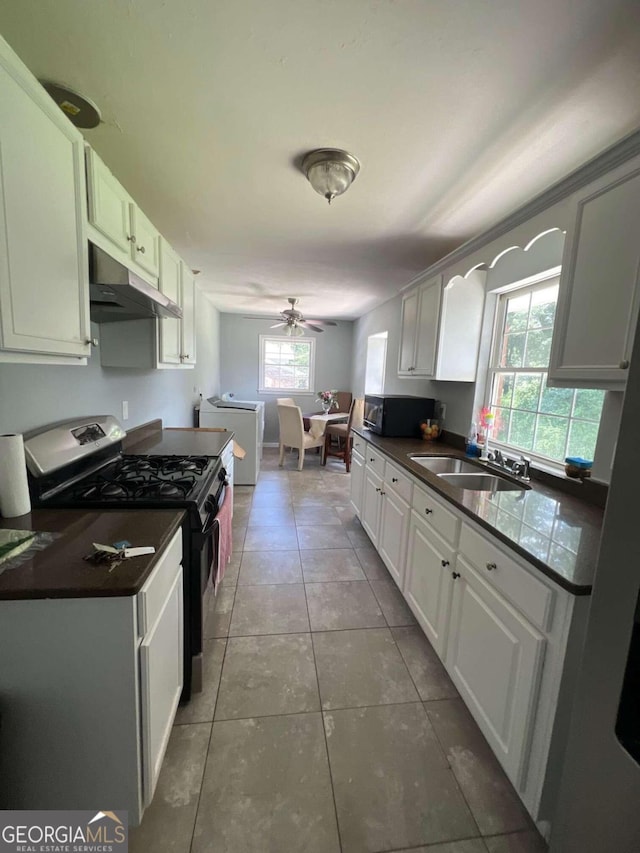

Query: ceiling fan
<box><xmin>243</xmin><ymin>298</ymin><xmax>338</xmax><ymax>334</ymax></box>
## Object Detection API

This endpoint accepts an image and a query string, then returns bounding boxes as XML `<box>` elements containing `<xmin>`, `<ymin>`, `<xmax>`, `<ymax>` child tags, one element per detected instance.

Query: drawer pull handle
<box><xmin>452</xmin><ymin>571</ymin><xmax>461</xmax><ymax>580</ymax></box>
<box><xmin>375</xmin><ymin>487</ymin><xmax>381</xmax><ymax>493</ymax></box>
<box><xmin>136</xmin><ymin>245</ymin><xmax>146</xmax><ymax>254</ymax></box>
<box><xmin>424</xmin><ymin>508</ymin><xmax>433</xmax><ymax>515</ymax></box>
<box><xmin>127</xmin><ymin>235</ymin><xmax>136</xmax><ymax>243</ymax></box>
<box><xmin>380</xmin><ymin>490</ymin><xmax>386</xmax><ymax>496</ymax></box>
<box><xmin>620</xmin><ymin>359</ymin><xmax>630</xmax><ymax>369</ymax></box>
<box><xmin>486</xmin><ymin>562</ymin><xmax>497</xmax><ymax>571</ymax></box>
<box><xmin>370</xmin><ymin>457</ymin><xmax>375</xmax><ymax>462</ymax></box>
<box><xmin>441</xmin><ymin>559</ymin><xmax>450</xmax><ymax>568</ymax></box>
<box><xmin>392</xmin><ymin>477</ymin><xmax>398</xmax><ymax>483</ymax></box>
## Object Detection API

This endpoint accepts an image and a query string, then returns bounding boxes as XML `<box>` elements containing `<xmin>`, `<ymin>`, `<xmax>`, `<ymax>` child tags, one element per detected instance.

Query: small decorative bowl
<box><xmin>420</xmin><ymin>419</ymin><xmax>441</xmax><ymax>441</ymax></box>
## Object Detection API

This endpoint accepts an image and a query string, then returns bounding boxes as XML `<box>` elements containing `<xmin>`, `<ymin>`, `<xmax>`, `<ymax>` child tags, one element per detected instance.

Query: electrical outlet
<box><xmin>122</xmin><ymin>401</ymin><xmax>129</xmax><ymax>420</ymax></box>
<box><xmin>439</xmin><ymin>402</ymin><xmax>447</xmax><ymax>421</ymax></box>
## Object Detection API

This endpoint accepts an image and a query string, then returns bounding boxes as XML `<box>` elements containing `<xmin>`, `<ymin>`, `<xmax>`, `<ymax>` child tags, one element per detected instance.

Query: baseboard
<box><xmin>263</xmin><ymin>442</ymin><xmax>279</xmax><ymax>448</ymax></box>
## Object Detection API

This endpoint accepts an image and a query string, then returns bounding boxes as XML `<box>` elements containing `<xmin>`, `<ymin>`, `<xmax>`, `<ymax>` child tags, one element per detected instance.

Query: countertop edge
<box><xmin>0</xmin><ymin>509</ymin><xmax>186</xmax><ymax>601</ymax></box>
<box><xmin>353</xmin><ymin>427</ymin><xmax>597</xmax><ymax>596</ymax></box>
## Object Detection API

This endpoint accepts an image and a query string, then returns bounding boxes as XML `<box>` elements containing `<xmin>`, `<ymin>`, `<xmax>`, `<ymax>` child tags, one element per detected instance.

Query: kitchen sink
<box><xmin>408</xmin><ymin>455</ymin><xmax>486</xmax><ymax>475</ymax></box>
<box><xmin>437</xmin><ymin>472</ymin><xmax>529</xmax><ymax>492</ymax></box>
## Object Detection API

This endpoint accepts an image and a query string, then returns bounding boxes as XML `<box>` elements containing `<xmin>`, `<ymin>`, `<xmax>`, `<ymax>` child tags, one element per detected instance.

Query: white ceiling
<box><xmin>1</xmin><ymin>0</ymin><xmax>639</xmax><ymax>320</ymax></box>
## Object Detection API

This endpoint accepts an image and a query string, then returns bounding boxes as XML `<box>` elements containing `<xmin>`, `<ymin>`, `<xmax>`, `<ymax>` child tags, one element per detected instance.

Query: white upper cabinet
<box><xmin>129</xmin><ymin>204</ymin><xmax>160</xmax><ymax>278</ymax></box>
<box><xmin>86</xmin><ymin>148</ymin><xmax>160</xmax><ymax>285</ymax></box>
<box><xmin>549</xmin><ymin>154</ymin><xmax>640</xmax><ymax>388</ymax></box>
<box><xmin>85</xmin><ymin>148</ymin><xmax>131</xmax><ymax>254</ymax></box>
<box><xmin>158</xmin><ymin>240</ymin><xmax>182</xmax><ymax>365</ymax></box>
<box><xmin>398</xmin><ymin>270</ymin><xmax>485</xmax><ymax>381</ymax></box>
<box><xmin>0</xmin><ymin>37</ymin><xmax>90</xmax><ymax>361</ymax></box>
<box><xmin>398</xmin><ymin>275</ymin><xmax>442</xmax><ymax>376</ymax></box>
<box><xmin>157</xmin><ymin>250</ymin><xmax>197</xmax><ymax>368</ymax></box>
<box><xmin>179</xmin><ymin>264</ymin><xmax>197</xmax><ymax>365</ymax></box>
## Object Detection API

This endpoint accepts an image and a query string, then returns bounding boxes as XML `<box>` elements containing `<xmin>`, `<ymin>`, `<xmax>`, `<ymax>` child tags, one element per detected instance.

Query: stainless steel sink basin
<box><xmin>408</xmin><ymin>455</ymin><xmax>486</xmax><ymax>475</ymax></box>
<box><xmin>437</xmin><ymin>472</ymin><xmax>528</xmax><ymax>492</ymax></box>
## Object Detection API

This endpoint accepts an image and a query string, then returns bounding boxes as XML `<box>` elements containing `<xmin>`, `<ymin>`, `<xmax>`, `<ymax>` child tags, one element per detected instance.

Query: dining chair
<box><xmin>322</xmin><ymin>397</ymin><xmax>364</xmax><ymax>472</ymax></box>
<box><xmin>276</xmin><ymin>397</ymin><xmax>296</xmax><ymax>405</ymax></box>
<box><xmin>277</xmin><ymin>403</ymin><xmax>325</xmax><ymax>470</ymax></box>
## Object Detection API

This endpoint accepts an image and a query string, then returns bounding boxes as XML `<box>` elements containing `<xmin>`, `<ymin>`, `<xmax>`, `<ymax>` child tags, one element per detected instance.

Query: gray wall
<box><xmin>219</xmin><ymin>314</ymin><xmax>354</xmax><ymax>443</ymax></box>
<box><xmin>0</xmin><ymin>290</ymin><xmax>220</xmax><ymax>434</ymax></box>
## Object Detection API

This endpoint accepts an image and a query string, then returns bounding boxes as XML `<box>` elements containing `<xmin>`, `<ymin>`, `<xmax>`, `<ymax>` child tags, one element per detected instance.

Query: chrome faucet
<box><xmin>487</xmin><ymin>449</ymin><xmax>531</xmax><ymax>481</ymax></box>
<box><xmin>512</xmin><ymin>455</ymin><xmax>531</xmax><ymax>481</ymax></box>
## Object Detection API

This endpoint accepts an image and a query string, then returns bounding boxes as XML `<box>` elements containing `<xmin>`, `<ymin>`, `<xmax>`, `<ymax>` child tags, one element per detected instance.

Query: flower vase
<box><xmin>321</xmin><ymin>401</ymin><xmax>332</xmax><ymax>414</ymax></box>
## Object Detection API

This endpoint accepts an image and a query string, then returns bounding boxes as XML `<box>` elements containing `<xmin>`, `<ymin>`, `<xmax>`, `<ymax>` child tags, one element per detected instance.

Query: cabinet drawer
<box><xmin>365</xmin><ymin>446</ymin><xmax>386</xmax><ymax>477</ymax></box>
<box><xmin>459</xmin><ymin>524</ymin><xmax>554</xmax><ymax>632</ymax></box>
<box><xmin>352</xmin><ymin>435</ymin><xmax>367</xmax><ymax>456</ymax></box>
<box><xmin>137</xmin><ymin>528</ymin><xmax>183</xmax><ymax>636</ymax></box>
<box><xmin>412</xmin><ymin>483</ymin><xmax>460</xmax><ymax>546</ymax></box>
<box><xmin>385</xmin><ymin>461</ymin><xmax>413</xmax><ymax>503</ymax></box>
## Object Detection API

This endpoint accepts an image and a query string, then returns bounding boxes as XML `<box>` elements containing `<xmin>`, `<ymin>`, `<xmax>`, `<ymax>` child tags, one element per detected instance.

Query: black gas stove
<box><xmin>45</xmin><ymin>453</ymin><xmax>223</xmax><ymax>513</ymax></box>
<box><xmin>24</xmin><ymin>416</ymin><xmax>230</xmax><ymax>702</ymax></box>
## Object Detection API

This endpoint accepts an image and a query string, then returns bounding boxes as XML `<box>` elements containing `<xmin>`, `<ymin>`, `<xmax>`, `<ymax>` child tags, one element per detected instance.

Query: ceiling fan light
<box><xmin>302</xmin><ymin>149</ymin><xmax>360</xmax><ymax>204</ymax></box>
<box><xmin>293</xmin><ymin>324</ymin><xmax>305</xmax><ymax>337</ymax></box>
<box><xmin>284</xmin><ymin>324</ymin><xmax>293</xmax><ymax>336</ymax></box>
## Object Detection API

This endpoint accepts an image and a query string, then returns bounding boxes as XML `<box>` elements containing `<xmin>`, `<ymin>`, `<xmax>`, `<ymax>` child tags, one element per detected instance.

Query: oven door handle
<box><xmin>202</xmin><ymin>516</ymin><xmax>219</xmax><ymax>540</ymax></box>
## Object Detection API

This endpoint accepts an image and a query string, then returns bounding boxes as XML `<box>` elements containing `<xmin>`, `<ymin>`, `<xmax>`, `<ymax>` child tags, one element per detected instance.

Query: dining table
<box><xmin>307</xmin><ymin>412</ymin><xmax>349</xmax><ymax>439</ymax></box>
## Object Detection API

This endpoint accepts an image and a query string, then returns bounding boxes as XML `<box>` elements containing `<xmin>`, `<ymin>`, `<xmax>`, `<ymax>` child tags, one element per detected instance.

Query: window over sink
<box><xmin>488</xmin><ymin>276</ymin><xmax>605</xmax><ymax>466</ymax></box>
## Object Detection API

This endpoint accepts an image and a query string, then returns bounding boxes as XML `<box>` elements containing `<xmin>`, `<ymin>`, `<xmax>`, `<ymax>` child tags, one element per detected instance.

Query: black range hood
<box><xmin>89</xmin><ymin>244</ymin><xmax>183</xmax><ymax>323</ymax></box>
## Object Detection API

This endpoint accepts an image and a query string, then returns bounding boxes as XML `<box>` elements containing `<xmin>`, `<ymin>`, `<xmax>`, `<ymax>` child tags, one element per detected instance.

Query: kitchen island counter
<box><xmin>352</xmin><ymin>428</ymin><xmax>603</xmax><ymax>595</ymax></box>
<box><xmin>0</xmin><ymin>508</ymin><xmax>184</xmax><ymax>600</ymax></box>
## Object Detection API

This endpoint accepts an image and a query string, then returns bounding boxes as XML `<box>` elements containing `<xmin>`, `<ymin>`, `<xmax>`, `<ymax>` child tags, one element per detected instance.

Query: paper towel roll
<box><xmin>0</xmin><ymin>434</ymin><xmax>31</xmax><ymax>518</ymax></box>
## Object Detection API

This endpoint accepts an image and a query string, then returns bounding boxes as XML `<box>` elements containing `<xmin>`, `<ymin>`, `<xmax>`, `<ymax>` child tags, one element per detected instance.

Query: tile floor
<box><xmin>130</xmin><ymin>447</ymin><xmax>548</xmax><ymax>853</ymax></box>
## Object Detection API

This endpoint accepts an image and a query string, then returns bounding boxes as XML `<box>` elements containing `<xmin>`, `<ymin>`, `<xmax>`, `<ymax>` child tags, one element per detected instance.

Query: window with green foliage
<box><xmin>258</xmin><ymin>335</ymin><xmax>315</xmax><ymax>393</ymax></box>
<box><xmin>488</xmin><ymin>278</ymin><xmax>604</xmax><ymax>464</ymax></box>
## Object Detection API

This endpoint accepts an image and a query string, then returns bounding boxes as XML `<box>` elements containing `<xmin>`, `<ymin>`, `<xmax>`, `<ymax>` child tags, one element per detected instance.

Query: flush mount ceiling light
<box><xmin>39</xmin><ymin>81</ymin><xmax>102</xmax><ymax>129</ymax></box>
<box><xmin>301</xmin><ymin>148</ymin><xmax>361</xmax><ymax>204</ymax></box>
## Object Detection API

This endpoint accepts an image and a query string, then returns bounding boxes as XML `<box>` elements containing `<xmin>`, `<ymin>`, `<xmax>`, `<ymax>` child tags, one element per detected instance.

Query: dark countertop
<box><xmin>0</xmin><ymin>508</ymin><xmax>184</xmax><ymax>600</ymax></box>
<box><xmin>126</xmin><ymin>428</ymin><xmax>233</xmax><ymax>458</ymax></box>
<box><xmin>353</xmin><ymin>428</ymin><xmax>604</xmax><ymax>595</ymax></box>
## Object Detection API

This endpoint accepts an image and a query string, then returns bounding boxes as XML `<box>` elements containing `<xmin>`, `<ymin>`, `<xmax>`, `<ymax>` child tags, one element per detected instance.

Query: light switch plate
<box><xmin>122</xmin><ymin>400</ymin><xmax>129</xmax><ymax>420</ymax></box>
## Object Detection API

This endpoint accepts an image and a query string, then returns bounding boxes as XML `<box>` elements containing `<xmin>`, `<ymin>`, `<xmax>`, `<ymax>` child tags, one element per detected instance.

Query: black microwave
<box><xmin>363</xmin><ymin>395</ymin><xmax>436</xmax><ymax>437</ymax></box>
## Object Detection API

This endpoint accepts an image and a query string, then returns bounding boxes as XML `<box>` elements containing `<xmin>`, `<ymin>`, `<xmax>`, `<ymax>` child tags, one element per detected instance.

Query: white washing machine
<box><xmin>199</xmin><ymin>399</ymin><xmax>265</xmax><ymax>485</ymax></box>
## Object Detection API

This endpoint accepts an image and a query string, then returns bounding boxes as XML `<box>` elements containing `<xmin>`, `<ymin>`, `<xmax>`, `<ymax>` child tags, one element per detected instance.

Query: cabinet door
<box><xmin>446</xmin><ymin>555</ymin><xmax>545</xmax><ymax>786</ymax></box>
<box><xmin>398</xmin><ymin>289</ymin><xmax>419</xmax><ymax>374</ymax></box>
<box><xmin>86</xmin><ymin>148</ymin><xmax>131</xmax><ymax>254</ymax></box>
<box><xmin>139</xmin><ymin>567</ymin><xmax>183</xmax><ymax>807</ymax></box>
<box><xmin>158</xmin><ymin>241</ymin><xmax>181</xmax><ymax>364</ymax></box>
<box><xmin>435</xmin><ymin>270</ymin><xmax>485</xmax><ymax>381</ymax></box>
<box><xmin>404</xmin><ymin>512</ymin><xmax>455</xmax><ymax>657</ymax></box>
<box><xmin>361</xmin><ymin>467</ymin><xmax>383</xmax><ymax>547</ymax></box>
<box><xmin>350</xmin><ymin>449</ymin><xmax>365</xmax><ymax>516</ymax></box>
<box><xmin>549</xmin><ymin>156</ymin><xmax>640</xmax><ymax>387</ymax></box>
<box><xmin>378</xmin><ymin>486</ymin><xmax>410</xmax><ymax>588</ymax></box>
<box><xmin>180</xmin><ymin>264</ymin><xmax>196</xmax><ymax>364</ymax></box>
<box><xmin>413</xmin><ymin>275</ymin><xmax>442</xmax><ymax>376</ymax></box>
<box><xmin>130</xmin><ymin>204</ymin><xmax>160</xmax><ymax>278</ymax></box>
<box><xmin>0</xmin><ymin>52</ymin><xmax>90</xmax><ymax>358</ymax></box>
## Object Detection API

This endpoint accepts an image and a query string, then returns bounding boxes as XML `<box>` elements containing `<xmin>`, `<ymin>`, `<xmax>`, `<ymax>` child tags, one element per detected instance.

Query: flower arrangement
<box><xmin>316</xmin><ymin>389</ymin><xmax>338</xmax><ymax>411</ymax></box>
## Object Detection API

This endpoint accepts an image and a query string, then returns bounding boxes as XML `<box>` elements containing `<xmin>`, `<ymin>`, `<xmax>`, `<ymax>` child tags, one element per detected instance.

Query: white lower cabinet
<box><xmin>0</xmin><ymin>528</ymin><xmax>183</xmax><ymax>825</ymax></box>
<box><xmin>351</xmin><ymin>438</ymin><xmax>583</xmax><ymax>832</ymax></box>
<box><xmin>350</xmin><ymin>448</ymin><xmax>365</xmax><ymax>516</ymax></box>
<box><xmin>446</xmin><ymin>554</ymin><xmax>546</xmax><ymax>785</ymax></box>
<box><xmin>361</xmin><ymin>465</ymin><xmax>383</xmax><ymax>547</ymax></box>
<box><xmin>405</xmin><ymin>511</ymin><xmax>455</xmax><ymax>657</ymax></box>
<box><xmin>378</xmin><ymin>484</ymin><xmax>410</xmax><ymax>588</ymax></box>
